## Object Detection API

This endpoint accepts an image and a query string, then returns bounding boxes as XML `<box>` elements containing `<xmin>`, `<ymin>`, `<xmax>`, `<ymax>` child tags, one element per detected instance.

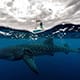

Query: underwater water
<box><xmin>0</xmin><ymin>24</ymin><xmax>80</xmax><ymax>80</ymax></box>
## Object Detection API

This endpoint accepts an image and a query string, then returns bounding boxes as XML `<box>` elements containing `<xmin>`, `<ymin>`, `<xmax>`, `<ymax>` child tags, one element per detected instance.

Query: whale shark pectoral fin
<box><xmin>23</xmin><ymin>56</ymin><xmax>39</xmax><ymax>74</ymax></box>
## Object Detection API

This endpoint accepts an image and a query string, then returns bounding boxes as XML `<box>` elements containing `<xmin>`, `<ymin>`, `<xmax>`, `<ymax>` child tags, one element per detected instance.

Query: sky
<box><xmin>0</xmin><ymin>0</ymin><xmax>80</xmax><ymax>32</ymax></box>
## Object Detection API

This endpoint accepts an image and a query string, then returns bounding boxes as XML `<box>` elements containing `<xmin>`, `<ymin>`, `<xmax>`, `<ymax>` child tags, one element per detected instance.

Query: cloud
<box><xmin>0</xmin><ymin>0</ymin><xmax>80</xmax><ymax>33</ymax></box>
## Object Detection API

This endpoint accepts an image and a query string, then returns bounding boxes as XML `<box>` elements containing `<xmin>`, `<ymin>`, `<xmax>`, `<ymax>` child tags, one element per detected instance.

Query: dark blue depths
<box><xmin>0</xmin><ymin>39</ymin><xmax>79</xmax><ymax>80</ymax></box>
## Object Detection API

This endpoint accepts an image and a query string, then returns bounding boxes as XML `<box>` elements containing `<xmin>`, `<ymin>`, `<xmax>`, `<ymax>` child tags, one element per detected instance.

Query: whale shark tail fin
<box><xmin>23</xmin><ymin>55</ymin><xmax>39</xmax><ymax>74</ymax></box>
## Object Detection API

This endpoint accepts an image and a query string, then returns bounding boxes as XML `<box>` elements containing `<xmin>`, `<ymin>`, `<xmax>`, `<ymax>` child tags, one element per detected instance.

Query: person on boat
<box><xmin>36</xmin><ymin>19</ymin><xmax>44</xmax><ymax>30</ymax></box>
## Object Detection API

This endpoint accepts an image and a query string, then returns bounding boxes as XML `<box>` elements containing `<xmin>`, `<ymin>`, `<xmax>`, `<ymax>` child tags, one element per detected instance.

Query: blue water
<box><xmin>0</xmin><ymin>24</ymin><xmax>80</xmax><ymax>80</ymax></box>
<box><xmin>0</xmin><ymin>38</ymin><xmax>79</xmax><ymax>80</ymax></box>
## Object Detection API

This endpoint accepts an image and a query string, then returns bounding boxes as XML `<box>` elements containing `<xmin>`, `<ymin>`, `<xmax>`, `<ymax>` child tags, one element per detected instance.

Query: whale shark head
<box><xmin>0</xmin><ymin>37</ymin><xmax>54</xmax><ymax>74</ymax></box>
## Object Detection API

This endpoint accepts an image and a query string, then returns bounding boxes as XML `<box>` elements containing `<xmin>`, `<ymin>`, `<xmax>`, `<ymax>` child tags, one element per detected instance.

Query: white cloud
<box><xmin>0</xmin><ymin>0</ymin><xmax>80</xmax><ymax>33</ymax></box>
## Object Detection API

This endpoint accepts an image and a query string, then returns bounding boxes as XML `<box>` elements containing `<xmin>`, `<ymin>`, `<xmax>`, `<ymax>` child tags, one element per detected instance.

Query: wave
<box><xmin>0</xmin><ymin>24</ymin><xmax>80</xmax><ymax>39</ymax></box>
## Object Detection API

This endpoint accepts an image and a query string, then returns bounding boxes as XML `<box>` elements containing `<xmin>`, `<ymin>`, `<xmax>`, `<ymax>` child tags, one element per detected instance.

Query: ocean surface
<box><xmin>0</xmin><ymin>24</ymin><xmax>80</xmax><ymax>80</ymax></box>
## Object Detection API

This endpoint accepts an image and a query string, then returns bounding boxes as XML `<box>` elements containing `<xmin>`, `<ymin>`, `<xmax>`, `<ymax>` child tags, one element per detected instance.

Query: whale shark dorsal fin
<box><xmin>64</xmin><ymin>43</ymin><xmax>69</xmax><ymax>48</ymax></box>
<box><xmin>44</xmin><ymin>37</ymin><xmax>53</xmax><ymax>45</ymax></box>
<box><xmin>64</xmin><ymin>43</ymin><xmax>69</xmax><ymax>55</ymax></box>
<box><xmin>23</xmin><ymin>56</ymin><xmax>39</xmax><ymax>74</ymax></box>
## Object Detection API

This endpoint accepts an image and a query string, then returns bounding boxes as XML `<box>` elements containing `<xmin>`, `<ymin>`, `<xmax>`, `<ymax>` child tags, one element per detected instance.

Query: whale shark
<box><xmin>0</xmin><ymin>37</ymin><xmax>79</xmax><ymax>74</ymax></box>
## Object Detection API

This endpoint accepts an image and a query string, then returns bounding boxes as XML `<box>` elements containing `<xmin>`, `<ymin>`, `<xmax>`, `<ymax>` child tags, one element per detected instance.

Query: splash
<box><xmin>0</xmin><ymin>24</ymin><xmax>79</xmax><ymax>39</ymax></box>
